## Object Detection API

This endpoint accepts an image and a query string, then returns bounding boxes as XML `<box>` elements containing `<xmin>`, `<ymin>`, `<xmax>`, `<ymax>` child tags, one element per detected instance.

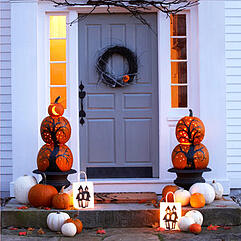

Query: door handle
<box><xmin>79</xmin><ymin>81</ymin><xmax>86</xmax><ymax>125</ymax></box>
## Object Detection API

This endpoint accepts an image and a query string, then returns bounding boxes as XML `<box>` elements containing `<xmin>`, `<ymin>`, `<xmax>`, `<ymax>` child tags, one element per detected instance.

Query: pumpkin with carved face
<box><xmin>48</xmin><ymin>96</ymin><xmax>64</xmax><ymax>117</ymax></box>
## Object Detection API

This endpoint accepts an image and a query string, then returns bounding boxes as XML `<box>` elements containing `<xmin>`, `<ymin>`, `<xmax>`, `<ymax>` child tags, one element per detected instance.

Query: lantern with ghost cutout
<box><xmin>160</xmin><ymin>192</ymin><xmax>181</xmax><ymax>230</ymax></box>
<box><xmin>73</xmin><ymin>171</ymin><xmax>94</xmax><ymax>209</ymax></box>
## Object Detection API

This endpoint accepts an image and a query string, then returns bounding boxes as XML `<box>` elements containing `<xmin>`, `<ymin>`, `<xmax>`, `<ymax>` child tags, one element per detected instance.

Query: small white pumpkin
<box><xmin>14</xmin><ymin>175</ymin><xmax>37</xmax><ymax>204</ymax></box>
<box><xmin>47</xmin><ymin>211</ymin><xmax>70</xmax><ymax>232</ymax></box>
<box><xmin>211</xmin><ymin>180</ymin><xmax>224</xmax><ymax>200</ymax></box>
<box><xmin>174</xmin><ymin>189</ymin><xmax>191</xmax><ymax>206</ymax></box>
<box><xmin>61</xmin><ymin>222</ymin><xmax>77</xmax><ymax>237</ymax></box>
<box><xmin>178</xmin><ymin>216</ymin><xmax>195</xmax><ymax>231</ymax></box>
<box><xmin>189</xmin><ymin>183</ymin><xmax>215</xmax><ymax>204</ymax></box>
<box><xmin>185</xmin><ymin>210</ymin><xmax>203</xmax><ymax>226</ymax></box>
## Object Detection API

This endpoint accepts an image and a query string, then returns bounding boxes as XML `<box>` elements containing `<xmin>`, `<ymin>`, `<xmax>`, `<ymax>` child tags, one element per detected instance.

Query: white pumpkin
<box><xmin>174</xmin><ymin>189</ymin><xmax>191</xmax><ymax>206</ymax></box>
<box><xmin>14</xmin><ymin>175</ymin><xmax>37</xmax><ymax>204</ymax></box>
<box><xmin>61</xmin><ymin>223</ymin><xmax>77</xmax><ymax>237</ymax></box>
<box><xmin>211</xmin><ymin>180</ymin><xmax>224</xmax><ymax>200</ymax></box>
<box><xmin>185</xmin><ymin>210</ymin><xmax>203</xmax><ymax>226</ymax></box>
<box><xmin>47</xmin><ymin>211</ymin><xmax>70</xmax><ymax>232</ymax></box>
<box><xmin>189</xmin><ymin>183</ymin><xmax>215</xmax><ymax>204</ymax></box>
<box><xmin>178</xmin><ymin>216</ymin><xmax>195</xmax><ymax>231</ymax></box>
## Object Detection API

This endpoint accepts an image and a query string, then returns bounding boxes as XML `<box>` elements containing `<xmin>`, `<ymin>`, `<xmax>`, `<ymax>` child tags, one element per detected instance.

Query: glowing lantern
<box><xmin>160</xmin><ymin>192</ymin><xmax>182</xmax><ymax>230</ymax></box>
<box><xmin>72</xmin><ymin>171</ymin><xmax>94</xmax><ymax>209</ymax></box>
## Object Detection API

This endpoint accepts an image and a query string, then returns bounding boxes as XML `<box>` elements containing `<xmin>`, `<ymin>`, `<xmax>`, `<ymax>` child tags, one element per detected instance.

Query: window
<box><xmin>170</xmin><ymin>14</ymin><xmax>188</xmax><ymax>108</ymax></box>
<box><xmin>49</xmin><ymin>16</ymin><xmax>67</xmax><ymax>108</ymax></box>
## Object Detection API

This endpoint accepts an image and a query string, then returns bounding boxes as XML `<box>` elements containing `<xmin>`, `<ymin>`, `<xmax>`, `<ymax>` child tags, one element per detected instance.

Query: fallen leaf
<box><xmin>223</xmin><ymin>226</ymin><xmax>231</xmax><ymax>230</ymax></box>
<box><xmin>207</xmin><ymin>225</ymin><xmax>220</xmax><ymax>231</ymax></box>
<box><xmin>138</xmin><ymin>199</ymin><xmax>147</xmax><ymax>204</ymax></box>
<box><xmin>96</xmin><ymin>229</ymin><xmax>106</xmax><ymax>234</ymax></box>
<box><xmin>9</xmin><ymin>227</ymin><xmax>18</xmax><ymax>230</ymax></box>
<box><xmin>37</xmin><ymin>228</ymin><xmax>45</xmax><ymax>235</ymax></box>
<box><xmin>27</xmin><ymin>227</ymin><xmax>35</xmax><ymax>231</ymax></box>
<box><xmin>154</xmin><ymin>227</ymin><xmax>165</xmax><ymax>232</ymax></box>
<box><xmin>17</xmin><ymin>206</ymin><xmax>29</xmax><ymax>210</ymax></box>
<box><xmin>18</xmin><ymin>232</ymin><xmax>27</xmax><ymax>236</ymax></box>
<box><xmin>152</xmin><ymin>222</ymin><xmax>159</xmax><ymax>229</ymax></box>
<box><xmin>44</xmin><ymin>207</ymin><xmax>51</xmax><ymax>210</ymax></box>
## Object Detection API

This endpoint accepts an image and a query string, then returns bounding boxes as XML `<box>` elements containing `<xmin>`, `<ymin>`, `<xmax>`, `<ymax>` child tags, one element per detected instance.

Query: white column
<box><xmin>11</xmin><ymin>0</ymin><xmax>39</xmax><ymax>181</ymax></box>
<box><xmin>198</xmin><ymin>0</ymin><xmax>229</xmax><ymax>192</ymax></box>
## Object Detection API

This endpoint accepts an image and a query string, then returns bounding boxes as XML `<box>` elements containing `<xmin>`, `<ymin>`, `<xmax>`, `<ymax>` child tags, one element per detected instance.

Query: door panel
<box><xmin>79</xmin><ymin>13</ymin><xmax>159</xmax><ymax>178</ymax></box>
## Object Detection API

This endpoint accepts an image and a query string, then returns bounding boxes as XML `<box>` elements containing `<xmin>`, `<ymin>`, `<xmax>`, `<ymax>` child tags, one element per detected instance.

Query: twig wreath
<box><xmin>96</xmin><ymin>46</ymin><xmax>138</xmax><ymax>88</ymax></box>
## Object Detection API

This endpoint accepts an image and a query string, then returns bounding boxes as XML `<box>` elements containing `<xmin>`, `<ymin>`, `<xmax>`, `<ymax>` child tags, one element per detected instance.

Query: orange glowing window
<box><xmin>170</xmin><ymin>14</ymin><xmax>188</xmax><ymax>108</ymax></box>
<box><xmin>49</xmin><ymin>15</ymin><xmax>67</xmax><ymax>109</ymax></box>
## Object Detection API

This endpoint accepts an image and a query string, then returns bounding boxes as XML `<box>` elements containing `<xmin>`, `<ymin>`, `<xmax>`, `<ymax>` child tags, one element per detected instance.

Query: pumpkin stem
<box><xmin>60</xmin><ymin>186</ymin><xmax>65</xmax><ymax>194</ymax></box>
<box><xmin>54</xmin><ymin>96</ymin><xmax>61</xmax><ymax>104</ymax></box>
<box><xmin>212</xmin><ymin>180</ymin><xmax>215</xmax><ymax>183</ymax></box>
<box><xmin>189</xmin><ymin>109</ymin><xmax>193</xmax><ymax>117</ymax></box>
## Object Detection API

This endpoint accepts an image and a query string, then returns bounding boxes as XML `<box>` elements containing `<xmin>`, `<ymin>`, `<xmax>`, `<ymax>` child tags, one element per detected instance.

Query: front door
<box><xmin>78</xmin><ymin>13</ymin><xmax>159</xmax><ymax>178</ymax></box>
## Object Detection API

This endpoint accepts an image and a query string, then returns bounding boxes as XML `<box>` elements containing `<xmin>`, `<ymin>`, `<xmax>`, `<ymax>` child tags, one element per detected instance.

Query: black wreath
<box><xmin>96</xmin><ymin>46</ymin><xmax>138</xmax><ymax>88</ymax></box>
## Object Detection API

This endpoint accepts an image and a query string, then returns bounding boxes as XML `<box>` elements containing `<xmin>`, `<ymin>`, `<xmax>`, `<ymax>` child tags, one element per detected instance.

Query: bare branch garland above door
<box><xmin>48</xmin><ymin>0</ymin><xmax>198</xmax><ymax>27</ymax></box>
<box><xmin>96</xmin><ymin>46</ymin><xmax>138</xmax><ymax>88</ymax></box>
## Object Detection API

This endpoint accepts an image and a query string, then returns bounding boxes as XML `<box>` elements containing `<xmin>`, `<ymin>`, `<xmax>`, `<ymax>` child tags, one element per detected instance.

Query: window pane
<box><xmin>171</xmin><ymin>62</ymin><xmax>187</xmax><ymax>84</ymax></box>
<box><xmin>50</xmin><ymin>16</ymin><xmax>66</xmax><ymax>38</ymax></box>
<box><xmin>50</xmin><ymin>87</ymin><xmax>67</xmax><ymax>109</ymax></box>
<box><xmin>50</xmin><ymin>39</ymin><xmax>66</xmax><ymax>61</ymax></box>
<box><xmin>171</xmin><ymin>38</ymin><xmax>187</xmax><ymax>60</ymax></box>
<box><xmin>50</xmin><ymin>63</ymin><xmax>66</xmax><ymax>85</ymax></box>
<box><xmin>171</xmin><ymin>86</ymin><xmax>187</xmax><ymax>108</ymax></box>
<box><xmin>170</xmin><ymin>14</ymin><xmax>186</xmax><ymax>36</ymax></box>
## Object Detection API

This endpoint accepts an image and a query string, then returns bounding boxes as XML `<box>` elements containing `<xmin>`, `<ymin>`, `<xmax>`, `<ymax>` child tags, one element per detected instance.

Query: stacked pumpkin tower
<box><xmin>172</xmin><ymin>109</ymin><xmax>209</xmax><ymax>170</ymax></box>
<box><xmin>36</xmin><ymin>97</ymin><xmax>74</xmax><ymax>188</ymax></box>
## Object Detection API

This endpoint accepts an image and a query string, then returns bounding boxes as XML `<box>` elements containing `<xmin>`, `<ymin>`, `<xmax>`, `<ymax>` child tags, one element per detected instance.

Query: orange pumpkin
<box><xmin>52</xmin><ymin>187</ymin><xmax>70</xmax><ymax>210</ymax></box>
<box><xmin>40</xmin><ymin>116</ymin><xmax>71</xmax><ymax>145</ymax></box>
<box><xmin>162</xmin><ymin>185</ymin><xmax>179</xmax><ymax>202</ymax></box>
<box><xmin>189</xmin><ymin>223</ymin><xmax>202</xmax><ymax>234</ymax></box>
<box><xmin>64</xmin><ymin>218</ymin><xmax>83</xmax><ymax>233</ymax></box>
<box><xmin>176</xmin><ymin>109</ymin><xmax>205</xmax><ymax>145</ymax></box>
<box><xmin>172</xmin><ymin>143</ymin><xmax>209</xmax><ymax>169</ymax></box>
<box><xmin>28</xmin><ymin>183</ymin><xmax>58</xmax><ymax>207</ymax></box>
<box><xmin>37</xmin><ymin>144</ymin><xmax>73</xmax><ymax>172</ymax></box>
<box><xmin>190</xmin><ymin>193</ymin><xmax>205</xmax><ymax>208</ymax></box>
<box><xmin>48</xmin><ymin>96</ymin><xmax>64</xmax><ymax>117</ymax></box>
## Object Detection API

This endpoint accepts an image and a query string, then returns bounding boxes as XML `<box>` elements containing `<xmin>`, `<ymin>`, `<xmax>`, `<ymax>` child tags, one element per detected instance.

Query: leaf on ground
<box><xmin>154</xmin><ymin>227</ymin><xmax>165</xmax><ymax>232</ymax></box>
<box><xmin>37</xmin><ymin>228</ymin><xmax>45</xmax><ymax>235</ymax></box>
<box><xmin>17</xmin><ymin>206</ymin><xmax>29</xmax><ymax>210</ymax></box>
<box><xmin>96</xmin><ymin>228</ymin><xmax>106</xmax><ymax>234</ymax></box>
<box><xmin>207</xmin><ymin>225</ymin><xmax>220</xmax><ymax>231</ymax></box>
<box><xmin>43</xmin><ymin>207</ymin><xmax>51</xmax><ymax>210</ymax></box>
<box><xmin>152</xmin><ymin>222</ymin><xmax>159</xmax><ymax>229</ymax></box>
<box><xmin>9</xmin><ymin>227</ymin><xmax>18</xmax><ymax>230</ymax></box>
<box><xmin>27</xmin><ymin>227</ymin><xmax>35</xmax><ymax>231</ymax></box>
<box><xmin>223</xmin><ymin>226</ymin><xmax>231</xmax><ymax>230</ymax></box>
<box><xmin>18</xmin><ymin>232</ymin><xmax>27</xmax><ymax>236</ymax></box>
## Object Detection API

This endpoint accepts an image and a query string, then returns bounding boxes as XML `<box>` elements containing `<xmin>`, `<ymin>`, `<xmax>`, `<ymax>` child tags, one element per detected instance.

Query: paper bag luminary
<box><xmin>159</xmin><ymin>192</ymin><xmax>181</xmax><ymax>230</ymax></box>
<box><xmin>73</xmin><ymin>171</ymin><xmax>94</xmax><ymax>209</ymax></box>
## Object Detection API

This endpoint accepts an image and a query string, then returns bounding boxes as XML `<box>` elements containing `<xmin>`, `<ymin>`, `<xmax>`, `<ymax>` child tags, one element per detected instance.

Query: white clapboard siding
<box><xmin>225</xmin><ymin>1</ymin><xmax>241</xmax><ymax>188</ymax></box>
<box><xmin>0</xmin><ymin>0</ymin><xmax>12</xmax><ymax>197</ymax></box>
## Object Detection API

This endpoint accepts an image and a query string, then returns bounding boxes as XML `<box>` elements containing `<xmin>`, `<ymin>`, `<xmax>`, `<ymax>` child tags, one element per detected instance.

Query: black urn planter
<box><xmin>33</xmin><ymin>169</ymin><xmax>77</xmax><ymax>192</ymax></box>
<box><xmin>168</xmin><ymin>168</ymin><xmax>211</xmax><ymax>190</ymax></box>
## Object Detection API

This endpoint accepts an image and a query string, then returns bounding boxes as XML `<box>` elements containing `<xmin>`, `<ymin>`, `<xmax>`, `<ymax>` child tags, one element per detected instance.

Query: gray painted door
<box><xmin>78</xmin><ymin>13</ymin><xmax>159</xmax><ymax>178</ymax></box>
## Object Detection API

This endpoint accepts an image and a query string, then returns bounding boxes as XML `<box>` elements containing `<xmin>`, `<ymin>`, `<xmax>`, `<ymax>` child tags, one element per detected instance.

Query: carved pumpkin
<box><xmin>176</xmin><ymin>109</ymin><xmax>205</xmax><ymax>145</ymax></box>
<box><xmin>40</xmin><ymin>116</ymin><xmax>71</xmax><ymax>145</ymax></box>
<box><xmin>64</xmin><ymin>218</ymin><xmax>83</xmax><ymax>233</ymax></box>
<box><xmin>162</xmin><ymin>185</ymin><xmax>179</xmax><ymax>201</ymax></box>
<box><xmin>189</xmin><ymin>193</ymin><xmax>206</xmax><ymax>208</ymax></box>
<box><xmin>172</xmin><ymin>143</ymin><xmax>209</xmax><ymax>169</ymax></box>
<box><xmin>48</xmin><ymin>96</ymin><xmax>64</xmax><ymax>117</ymax></box>
<box><xmin>28</xmin><ymin>183</ymin><xmax>58</xmax><ymax>207</ymax></box>
<box><xmin>37</xmin><ymin>144</ymin><xmax>73</xmax><ymax>172</ymax></box>
<box><xmin>52</xmin><ymin>186</ymin><xmax>70</xmax><ymax>210</ymax></box>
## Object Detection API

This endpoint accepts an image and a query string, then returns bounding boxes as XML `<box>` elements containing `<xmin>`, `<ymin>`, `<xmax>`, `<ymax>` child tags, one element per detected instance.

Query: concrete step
<box><xmin>1</xmin><ymin>198</ymin><xmax>241</xmax><ymax>229</ymax></box>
